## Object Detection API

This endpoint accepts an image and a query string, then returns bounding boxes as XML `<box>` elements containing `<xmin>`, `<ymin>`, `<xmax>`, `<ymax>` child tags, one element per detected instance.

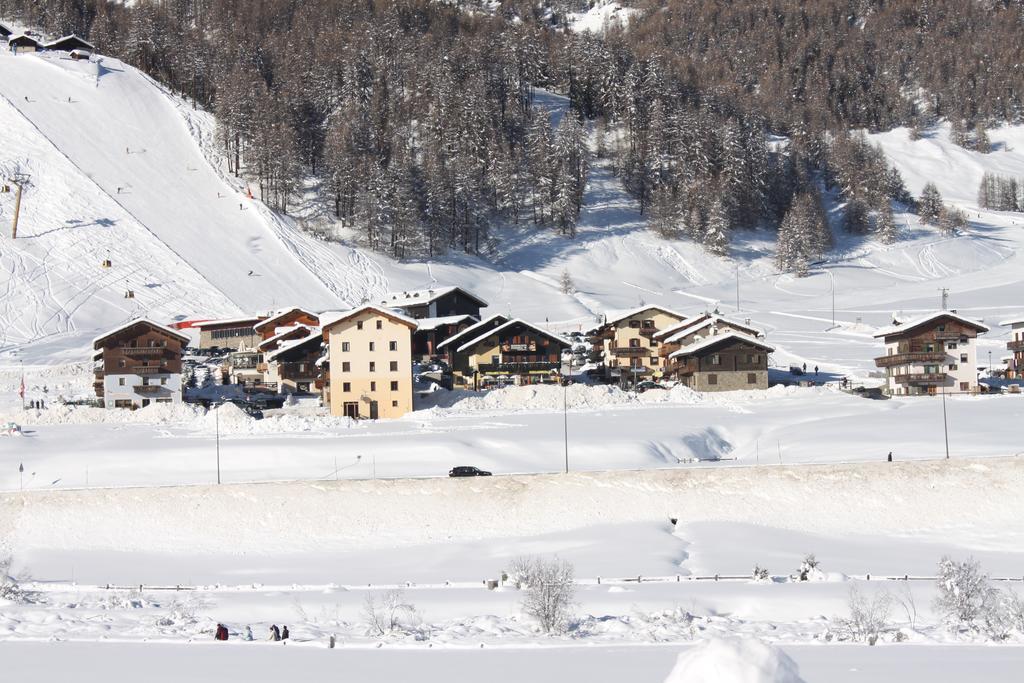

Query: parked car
<box><xmin>635</xmin><ymin>381</ymin><xmax>666</xmax><ymax>393</ymax></box>
<box><xmin>448</xmin><ymin>465</ymin><xmax>492</xmax><ymax>477</ymax></box>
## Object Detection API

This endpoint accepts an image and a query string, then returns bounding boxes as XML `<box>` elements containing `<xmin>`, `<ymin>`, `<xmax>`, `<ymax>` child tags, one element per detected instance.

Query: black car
<box><xmin>448</xmin><ymin>465</ymin><xmax>492</xmax><ymax>477</ymax></box>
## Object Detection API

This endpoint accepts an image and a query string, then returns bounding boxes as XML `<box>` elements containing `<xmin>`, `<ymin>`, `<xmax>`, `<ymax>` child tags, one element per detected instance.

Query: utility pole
<box><xmin>735</xmin><ymin>266</ymin><xmax>740</xmax><ymax>312</ymax></box>
<box><xmin>5</xmin><ymin>168</ymin><xmax>31</xmax><ymax>239</ymax></box>
<box><xmin>215</xmin><ymin>402</ymin><xmax>221</xmax><ymax>484</ymax></box>
<box><xmin>564</xmin><ymin>354</ymin><xmax>572</xmax><ymax>474</ymax></box>
<box><xmin>939</xmin><ymin>287</ymin><xmax>949</xmax><ymax>311</ymax></box>
<box><xmin>941</xmin><ymin>389</ymin><xmax>950</xmax><ymax>460</ymax></box>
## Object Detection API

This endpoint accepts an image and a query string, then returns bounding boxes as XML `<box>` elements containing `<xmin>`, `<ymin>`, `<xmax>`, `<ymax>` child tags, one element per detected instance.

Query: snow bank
<box><xmin>665</xmin><ymin>638</ymin><xmax>806</xmax><ymax>683</ymax></box>
<box><xmin>0</xmin><ymin>402</ymin><xmax>204</xmax><ymax>427</ymax></box>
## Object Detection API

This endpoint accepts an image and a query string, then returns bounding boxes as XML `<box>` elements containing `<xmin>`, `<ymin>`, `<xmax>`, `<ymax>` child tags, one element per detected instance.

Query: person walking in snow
<box><xmin>269</xmin><ymin>624</ymin><xmax>280</xmax><ymax>641</ymax></box>
<box><xmin>244</xmin><ymin>625</ymin><xmax>253</xmax><ymax>641</ymax></box>
<box><xmin>802</xmin><ymin>363</ymin><xmax>807</xmax><ymax>373</ymax></box>
<box><xmin>215</xmin><ymin>624</ymin><xmax>228</xmax><ymax>641</ymax></box>
<box><xmin>887</xmin><ymin>451</ymin><xmax>893</xmax><ymax>462</ymax></box>
<box><xmin>281</xmin><ymin>625</ymin><xmax>290</xmax><ymax>641</ymax></box>
<box><xmin>814</xmin><ymin>365</ymin><xmax>819</xmax><ymax>375</ymax></box>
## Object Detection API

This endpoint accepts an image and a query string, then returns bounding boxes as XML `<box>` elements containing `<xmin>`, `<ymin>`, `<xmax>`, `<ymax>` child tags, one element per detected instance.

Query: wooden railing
<box><xmin>610</xmin><ymin>346</ymin><xmax>651</xmax><ymax>357</ymax></box>
<box><xmin>894</xmin><ymin>372</ymin><xmax>947</xmax><ymax>385</ymax></box>
<box><xmin>1008</xmin><ymin>340</ymin><xmax>1024</xmax><ymax>352</ymax></box>
<box><xmin>874</xmin><ymin>351</ymin><xmax>947</xmax><ymax>368</ymax></box>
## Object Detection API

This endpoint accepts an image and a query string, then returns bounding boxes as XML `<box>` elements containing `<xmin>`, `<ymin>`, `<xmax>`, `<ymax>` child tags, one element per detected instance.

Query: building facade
<box><xmin>448</xmin><ymin>319</ymin><xmax>569</xmax><ymax>389</ymax></box>
<box><xmin>874</xmin><ymin>312</ymin><xmax>989</xmax><ymax>395</ymax></box>
<box><xmin>1001</xmin><ymin>316</ymin><xmax>1024</xmax><ymax>379</ymax></box>
<box><xmin>195</xmin><ymin>316</ymin><xmax>264</xmax><ymax>351</ymax></box>
<box><xmin>656</xmin><ymin>314</ymin><xmax>763</xmax><ymax>362</ymax></box>
<box><xmin>321</xmin><ymin>306</ymin><xmax>417</xmax><ymax>419</ymax></box>
<box><xmin>379</xmin><ymin>286</ymin><xmax>487</xmax><ymax>320</ymax></box>
<box><xmin>93</xmin><ymin>319</ymin><xmax>188</xmax><ymax>408</ymax></box>
<box><xmin>592</xmin><ymin>306</ymin><xmax>687</xmax><ymax>385</ymax></box>
<box><xmin>264</xmin><ymin>333</ymin><xmax>323</xmax><ymax>394</ymax></box>
<box><xmin>254</xmin><ymin>307</ymin><xmax>320</xmax><ymax>341</ymax></box>
<box><xmin>665</xmin><ymin>333</ymin><xmax>774</xmax><ymax>391</ymax></box>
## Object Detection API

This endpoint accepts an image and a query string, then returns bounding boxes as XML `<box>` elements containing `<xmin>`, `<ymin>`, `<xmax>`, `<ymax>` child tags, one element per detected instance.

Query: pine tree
<box><xmin>937</xmin><ymin>206</ymin><xmax>967</xmax><ymax>235</ymax></box>
<box><xmin>704</xmin><ymin>197</ymin><xmax>731</xmax><ymax>256</ymax></box>
<box><xmin>875</xmin><ymin>202</ymin><xmax>899</xmax><ymax>244</ymax></box>
<box><xmin>560</xmin><ymin>269</ymin><xmax>576</xmax><ymax>295</ymax></box>
<box><xmin>918</xmin><ymin>182</ymin><xmax>944</xmax><ymax>224</ymax></box>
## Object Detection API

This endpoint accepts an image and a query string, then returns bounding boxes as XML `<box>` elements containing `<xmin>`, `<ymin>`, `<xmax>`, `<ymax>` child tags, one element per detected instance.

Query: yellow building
<box><xmin>592</xmin><ymin>305</ymin><xmax>687</xmax><ymax>385</ymax></box>
<box><xmin>321</xmin><ymin>305</ymin><xmax>417</xmax><ymax>420</ymax></box>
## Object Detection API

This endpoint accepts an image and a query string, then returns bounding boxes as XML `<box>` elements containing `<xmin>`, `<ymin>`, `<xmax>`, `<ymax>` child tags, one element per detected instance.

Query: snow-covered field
<box><xmin>2</xmin><ymin>42</ymin><xmax>1024</xmax><ymax>681</ymax></box>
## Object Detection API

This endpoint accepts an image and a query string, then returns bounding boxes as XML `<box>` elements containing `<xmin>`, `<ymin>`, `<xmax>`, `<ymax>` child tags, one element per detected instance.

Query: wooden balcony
<box><xmin>611</xmin><ymin>346</ymin><xmax>652</xmax><ymax>357</ymax></box>
<box><xmin>134</xmin><ymin>384</ymin><xmax>165</xmax><ymax>394</ymax></box>
<box><xmin>119</xmin><ymin>346</ymin><xmax>166</xmax><ymax>357</ymax></box>
<box><xmin>894</xmin><ymin>372</ymin><xmax>948</xmax><ymax>385</ymax></box>
<box><xmin>132</xmin><ymin>365</ymin><xmax>171</xmax><ymax>375</ymax></box>
<box><xmin>933</xmin><ymin>331</ymin><xmax>963</xmax><ymax>341</ymax></box>
<box><xmin>664</xmin><ymin>360</ymin><xmax>698</xmax><ymax>376</ymax></box>
<box><xmin>276</xmin><ymin>361</ymin><xmax>319</xmax><ymax>379</ymax></box>
<box><xmin>874</xmin><ymin>351</ymin><xmax>948</xmax><ymax>368</ymax></box>
<box><xmin>1008</xmin><ymin>340</ymin><xmax>1024</xmax><ymax>352</ymax></box>
<box><xmin>477</xmin><ymin>361</ymin><xmax>560</xmax><ymax>374</ymax></box>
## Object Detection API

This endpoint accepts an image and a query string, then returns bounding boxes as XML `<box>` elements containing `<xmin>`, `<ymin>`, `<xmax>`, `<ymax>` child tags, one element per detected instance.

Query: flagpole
<box><xmin>20</xmin><ymin>360</ymin><xmax>26</xmax><ymax>410</ymax></box>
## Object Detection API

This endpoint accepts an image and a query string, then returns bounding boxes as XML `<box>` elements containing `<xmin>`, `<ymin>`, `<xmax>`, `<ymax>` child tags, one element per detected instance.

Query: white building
<box><xmin>93</xmin><ymin>319</ymin><xmax>188</xmax><ymax>408</ymax></box>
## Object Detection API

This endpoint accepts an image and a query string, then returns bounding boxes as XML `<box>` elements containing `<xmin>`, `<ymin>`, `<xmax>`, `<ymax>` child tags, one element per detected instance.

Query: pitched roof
<box><xmin>265</xmin><ymin>328</ymin><xmax>322</xmax><ymax>361</ymax></box>
<box><xmin>8</xmin><ymin>34</ymin><xmax>39</xmax><ymax>45</ymax></box>
<box><xmin>320</xmin><ymin>304</ymin><xmax>418</xmax><ymax>332</ymax></box>
<box><xmin>257</xmin><ymin>325</ymin><xmax>311</xmax><ymax>350</ymax></box>
<box><xmin>604</xmin><ymin>305</ymin><xmax>687</xmax><ymax>327</ymax></box>
<box><xmin>379</xmin><ymin>286</ymin><xmax>488</xmax><ymax>309</ymax></box>
<box><xmin>412</xmin><ymin>314</ymin><xmax>477</xmax><ymax>331</ymax></box>
<box><xmin>93</xmin><ymin>318</ymin><xmax>189</xmax><ymax>348</ymax></box>
<box><xmin>669</xmin><ymin>332</ymin><xmax>774</xmax><ymax>359</ymax></box>
<box><xmin>436</xmin><ymin>314</ymin><xmax>510</xmax><ymax>350</ymax></box>
<box><xmin>664</xmin><ymin>315</ymin><xmax>762</xmax><ymax>344</ymax></box>
<box><xmin>456</xmin><ymin>318</ymin><xmax>570</xmax><ymax>353</ymax></box>
<box><xmin>253</xmin><ymin>307</ymin><xmax>318</xmax><ymax>332</ymax></box>
<box><xmin>874</xmin><ymin>311</ymin><xmax>990</xmax><ymax>338</ymax></box>
<box><xmin>43</xmin><ymin>34</ymin><xmax>95</xmax><ymax>50</ymax></box>
<box><xmin>999</xmin><ymin>315</ymin><xmax>1024</xmax><ymax>327</ymax></box>
<box><xmin>193</xmin><ymin>316</ymin><xmax>264</xmax><ymax>329</ymax></box>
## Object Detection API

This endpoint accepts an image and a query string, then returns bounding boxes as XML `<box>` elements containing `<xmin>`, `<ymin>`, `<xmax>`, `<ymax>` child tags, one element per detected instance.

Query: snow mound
<box><xmin>195</xmin><ymin>403</ymin><xmax>356</xmax><ymax>435</ymax></box>
<box><xmin>665</xmin><ymin>638</ymin><xmax>806</xmax><ymax>683</ymax></box>
<box><xmin>418</xmin><ymin>383</ymin><xmax>707</xmax><ymax>414</ymax></box>
<box><xmin>0</xmin><ymin>402</ymin><xmax>204</xmax><ymax>426</ymax></box>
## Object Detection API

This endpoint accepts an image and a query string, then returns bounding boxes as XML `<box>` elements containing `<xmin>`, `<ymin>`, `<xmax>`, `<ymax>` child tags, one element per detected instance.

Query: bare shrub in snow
<box><xmin>831</xmin><ymin>586</ymin><xmax>892</xmax><ymax>644</ymax></box>
<box><xmin>362</xmin><ymin>589</ymin><xmax>417</xmax><ymax>636</ymax></box>
<box><xmin>752</xmin><ymin>565</ymin><xmax>770</xmax><ymax>582</ymax></box>
<box><xmin>982</xmin><ymin>591</ymin><xmax>1016</xmax><ymax>642</ymax></box>
<box><xmin>155</xmin><ymin>597</ymin><xmax>201</xmax><ymax>628</ymax></box>
<box><xmin>0</xmin><ymin>555</ymin><xmax>28</xmax><ymax>604</ymax></box>
<box><xmin>560</xmin><ymin>269</ymin><xmax>576</xmax><ymax>294</ymax></box>
<box><xmin>895</xmin><ymin>582</ymin><xmax>919</xmax><ymax>631</ymax></box>
<box><xmin>934</xmin><ymin>556</ymin><xmax>995</xmax><ymax>629</ymax></box>
<box><xmin>517</xmin><ymin>556</ymin><xmax>576</xmax><ymax>634</ymax></box>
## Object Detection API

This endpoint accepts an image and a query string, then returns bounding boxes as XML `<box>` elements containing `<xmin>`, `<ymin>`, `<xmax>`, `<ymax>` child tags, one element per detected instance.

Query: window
<box><xmin>390</xmin><ymin>381</ymin><xmax>399</xmax><ymax>391</ymax></box>
<box><xmin>370</xmin><ymin>381</ymin><xmax>376</xmax><ymax>391</ymax></box>
<box><xmin>142</xmin><ymin>377</ymin><xmax>150</xmax><ymax>386</ymax></box>
<box><xmin>642</xmin><ymin>319</ymin><xmax>655</xmax><ymax>329</ymax></box>
<box><xmin>357</xmin><ymin>321</ymin><xmax>363</xmax><ymax>330</ymax></box>
<box><xmin>708</xmin><ymin>374</ymin><xmax>718</xmax><ymax>385</ymax></box>
<box><xmin>389</xmin><ymin>341</ymin><xmax>398</xmax><ymax>351</ymax></box>
<box><xmin>369</xmin><ymin>342</ymin><xmax>376</xmax><ymax>352</ymax></box>
<box><xmin>392</xmin><ymin>400</ymin><xmax>398</xmax><ymax>407</ymax></box>
<box><xmin>948</xmin><ymin>342</ymin><xmax>957</xmax><ymax>350</ymax></box>
<box><xmin>341</xmin><ymin>342</ymin><xmax>350</xmax><ymax>352</ymax></box>
<box><xmin>118</xmin><ymin>359</ymin><xmax>126</xmax><ymax>368</ymax></box>
<box><xmin>938</xmin><ymin>324</ymin><xmax>946</xmax><ymax>331</ymax></box>
<box><xmin>949</xmin><ymin>364</ymin><xmax>957</xmax><ymax>371</ymax></box>
<box><xmin>629</xmin><ymin>338</ymin><xmax>640</xmax><ymax>348</ymax></box>
<box><xmin>710</xmin><ymin>354</ymin><xmax>721</xmax><ymax>366</ymax></box>
<box><xmin>747</xmin><ymin>373</ymin><xmax>757</xmax><ymax>384</ymax></box>
<box><xmin>342</xmin><ymin>361</ymin><xmax>351</xmax><ymax>372</ymax></box>
<box><xmin>118</xmin><ymin>377</ymin><xmax>125</xmax><ymax>386</ymax></box>
<box><xmin>629</xmin><ymin>320</ymin><xmax>641</xmax><ymax>328</ymax></box>
<box><xmin>960</xmin><ymin>354</ymin><xmax>968</xmax><ymax>363</ymax></box>
<box><xmin>491</xmin><ymin>355</ymin><xmax>499</xmax><ymax>364</ymax></box>
<box><xmin>960</xmin><ymin>382</ymin><xmax>969</xmax><ymax>391</ymax></box>
<box><xmin>369</xmin><ymin>361</ymin><xmax>376</xmax><ymax>372</ymax></box>
<box><xmin>160</xmin><ymin>378</ymin><xmax>167</xmax><ymax>385</ymax></box>
<box><xmin>376</xmin><ymin>320</ymin><xmax>383</xmax><ymax>330</ymax></box>
<box><xmin>342</xmin><ymin>382</ymin><xmax>351</xmax><ymax>392</ymax></box>
<box><xmin>389</xmin><ymin>361</ymin><xmax>398</xmax><ymax>371</ymax></box>
<box><xmin>650</xmin><ymin>357</ymin><xmax>659</xmax><ymax>365</ymax></box>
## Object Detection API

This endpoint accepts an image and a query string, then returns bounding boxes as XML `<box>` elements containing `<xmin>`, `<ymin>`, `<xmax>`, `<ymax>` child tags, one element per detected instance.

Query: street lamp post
<box><xmin>215</xmin><ymin>401</ymin><xmax>221</xmax><ymax>484</ymax></box>
<box><xmin>941</xmin><ymin>388</ymin><xmax>950</xmax><ymax>460</ymax></box>
<box><xmin>564</xmin><ymin>354</ymin><xmax>572</xmax><ymax>474</ymax></box>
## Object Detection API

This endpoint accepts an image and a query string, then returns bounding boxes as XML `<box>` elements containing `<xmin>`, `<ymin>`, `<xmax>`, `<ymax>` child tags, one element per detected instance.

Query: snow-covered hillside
<box><xmin>2</xmin><ymin>48</ymin><xmax>1024</xmax><ymax>373</ymax></box>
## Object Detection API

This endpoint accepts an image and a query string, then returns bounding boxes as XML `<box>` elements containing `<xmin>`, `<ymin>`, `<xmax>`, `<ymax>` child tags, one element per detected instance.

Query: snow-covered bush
<box><xmin>516</xmin><ymin>556</ymin><xmax>576</xmax><ymax>634</ymax></box>
<box><xmin>752</xmin><ymin>565</ymin><xmax>770</xmax><ymax>582</ymax></box>
<box><xmin>830</xmin><ymin>586</ymin><xmax>892</xmax><ymax>644</ymax></box>
<box><xmin>934</xmin><ymin>556</ymin><xmax>995</xmax><ymax>629</ymax></box>
<box><xmin>797</xmin><ymin>554</ymin><xmax>823</xmax><ymax>581</ymax></box>
<box><xmin>362</xmin><ymin>589</ymin><xmax>418</xmax><ymax>636</ymax></box>
<box><xmin>0</xmin><ymin>555</ymin><xmax>27</xmax><ymax>603</ymax></box>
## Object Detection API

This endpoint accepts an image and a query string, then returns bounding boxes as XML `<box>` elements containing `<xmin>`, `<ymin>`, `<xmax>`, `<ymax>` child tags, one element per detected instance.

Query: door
<box><xmin>141</xmin><ymin>399</ymin><xmax>151</xmax><ymax>407</ymax></box>
<box><xmin>343</xmin><ymin>402</ymin><xmax>359</xmax><ymax>419</ymax></box>
<box><xmin>369</xmin><ymin>401</ymin><xmax>379</xmax><ymax>420</ymax></box>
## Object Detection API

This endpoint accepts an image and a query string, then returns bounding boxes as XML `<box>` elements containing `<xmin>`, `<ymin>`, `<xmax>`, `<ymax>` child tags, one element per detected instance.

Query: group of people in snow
<box><xmin>213</xmin><ymin>623</ymin><xmax>290</xmax><ymax>642</ymax></box>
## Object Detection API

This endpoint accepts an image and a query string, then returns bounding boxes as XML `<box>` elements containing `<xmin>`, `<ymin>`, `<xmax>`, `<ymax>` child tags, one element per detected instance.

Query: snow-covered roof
<box><xmin>456</xmin><ymin>319</ymin><xmax>570</xmax><ymax>353</ymax></box>
<box><xmin>93</xmin><ymin>318</ymin><xmax>189</xmax><ymax>348</ymax></box>
<box><xmin>43</xmin><ymin>34</ymin><xmax>95</xmax><ymax>50</ymax></box>
<box><xmin>874</xmin><ymin>311</ymin><xmax>990</xmax><ymax>338</ymax></box>
<box><xmin>669</xmin><ymin>332</ymin><xmax>774</xmax><ymax>359</ymax></box>
<box><xmin>253</xmin><ymin>307</ymin><xmax>318</xmax><ymax>332</ymax></box>
<box><xmin>379</xmin><ymin>286</ymin><xmax>488</xmax><ymax>309</ymax></box>
<box><xmin>999</xmin><ymin>315</ymin><xmax>1024</xmax><ymax>327</ymax></box>
<box><xmin>320</xmin><ymin>304</ymin><xmax>419</xmax><ymax>332</ymax></box>
<box><xmin>664</xmin><ymin>315</ymin><xmax>762</xmax><ymax>344</ymax></box>
<box><xmin>8</xmin><ymin>33</ymin><xmax>39</xmax><ymax>45</ymax></box>
<box><xmin>604</xmin><ymin>305</ymin><xmax>687</xmax><ymax>327</ymax></box>
<box><xmin>436</xmin><ymin>314</ymin><xmax>510</xmax><ymax>350</ymax></box>
<box><xmin>257</xmin><ymin>325</ymin><xmax>310</xmax><ymax>350</ymax></box>
<box><xmin>265</xmin><ymin>328</ymin><xmax>322</xmax><ymax>362</ymax></box>
<box><xmin>412</xmin><ymin>314</ymin><xmax>477</xmax><ymax>331</ymax></box>
<box><xmin>193</xmin><ymin>316</ymin><xmax>264</xmax><ymax>329</ymax></box>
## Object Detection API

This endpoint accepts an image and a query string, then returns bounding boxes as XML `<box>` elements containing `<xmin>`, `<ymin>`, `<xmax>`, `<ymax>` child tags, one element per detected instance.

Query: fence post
<box><xmin>866</xmin><ymin>574</ymin><xmax>870</xmax><ymax>581</ymax></box>
<box><xmin>597</xmin><ymin>576</ymin><xmax>601</xmax><ymax>585</ymax></box>
<box><xmin>714</xmin><ymin>574</ymin><xmax>719</xmax><ymax>582</ymax></box>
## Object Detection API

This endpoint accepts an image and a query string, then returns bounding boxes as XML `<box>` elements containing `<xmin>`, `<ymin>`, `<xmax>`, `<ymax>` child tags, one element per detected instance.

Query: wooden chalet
<box><xmin>591</xmin><ymin>305</ymin><xmax>687</xmax><ymax>385</ymax></box>
<box><xmin>8</xmin><ymin>34</ymin><xmax>40</xmax><ymax>52</ymax></box>
<box><xmin>194</xmin><ymin>316</ymin><xmax>265</xmax><ymax>351</ymax></box>
<box><xmin>0</xmin><ymin>22</ymin><xmax>13</xmax><ymax>39</ymax></box>
<box><xmin>379</xmin><ymin>286</ymin><xmax>487</xmax><ymax>320</ymax></box>
<box><xmin>264</xmin><ymin>331</ymin><xmax>323</xmax><ymax>395</ymax></box>
<box><xmin>665</xmin><ymin>332</ymin><xmax>774</xmax><ymax>391</ymax></box>
<box><xmin>43</xmin><ymin>34</ymin><xmax>95</xmax><ymax>52</ymax></box>
<box><xmin>1001</xmin><ymin>316</ymin><xmax>1024</xmax><ymax>379</ymax></box>
<box><xmin>656</xmin><ymin>314</ymin><xmax>764</xmax><ymax>365</ymax></box>
<box><xmin>93</xmin><ymin>319</ymin><xmax>188</xmax><ymax>408</ymax></box>
<box><xmin>410</xmin><ymin>313</ymin><xmax>477</xmax><ymax>359</ymax></box>
<box><xmin>254</xmin><ymin>307</ymin><xmax>319</xmax><ymax>340</ymax></box>
<box><xmin>448</xmin><ymin>318</ymin><xmax>569</xmax><ymax>389</ymax></box>
<box><xmin>874</xmin><ymin>311</ymin><xmax>989</xmax><ymax>395</ymax></box>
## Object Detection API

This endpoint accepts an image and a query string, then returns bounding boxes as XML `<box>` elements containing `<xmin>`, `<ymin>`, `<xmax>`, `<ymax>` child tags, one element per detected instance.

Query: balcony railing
<box><xmin>1008</xmin><ymin>340</ymin><xmax>1024</xmax><ymax>352</ymax></box>
<box><xmin>664</xmin><ymin>360</ymin><xmax>698</xmax><ymax>376</ymax></box>
<box><xmin>477</xmin><ymin>361</ymin><xmax>560</xmax><ymax>374</ymax></box>
<box><xmin>276</xmin><ymin>362</ymin><xmax>319</xmax><ymax>378</ymax></box>
<box><xmin>610</xmin><ymin>346</ymin><xmax>653</xmax><ymax>357</ymax></box>
<box><xmin>134</xmin><ymin>385</ymin><xmax>166</xmax><ymax>394</ymax></box>
<box><xmin>933</xmin><ymin>331</ymin><xmax>964</xmax><ymax>341</ymax></box>
<box><xmin>894</xmin><ymin>372</ymin><xmax>948</xmax><ymax>385</ymax></box>
<box><xmin>133</xmin><ymin>366</ymin><xmax>171</xmax><ymax>375</ymax></box>
<box><xmin>874</xmin><ymin>351</ymin><xmax>948</xmax><ymax>368</ymax></box>
<box><xmin>119</xmin><ymin>346</ymin><xmax>166</xmax><ymax>357</ymax></box>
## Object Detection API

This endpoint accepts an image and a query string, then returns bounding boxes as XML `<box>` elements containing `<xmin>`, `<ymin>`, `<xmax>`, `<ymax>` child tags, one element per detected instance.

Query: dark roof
<box><xmin>8</xmin><ymin>34</ymin><xmax>40</xmax><ymax>47</ymax></box>
<box><xmin>874</xmin><ymin>311</ymin><xmax>989</xmax><ymax>339</ymax></box>
<box><xmin>93</xmin><ymin>319</ymin><xmax>189</xmax><ymax>349</ymax></box>
<box><xmin>380</xmin><ymin>286</ymin><xmax>489</xmax><ymax>310</ymax></box>
<box><xmin>43</xmin><ymin>34</ymin><xmax>95</xmax><ymax>51</ymax></box>
<box><xmin>0</xmin><ymin>22</ymin><xmax>13</xmax><ymax>38</ymax></box>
